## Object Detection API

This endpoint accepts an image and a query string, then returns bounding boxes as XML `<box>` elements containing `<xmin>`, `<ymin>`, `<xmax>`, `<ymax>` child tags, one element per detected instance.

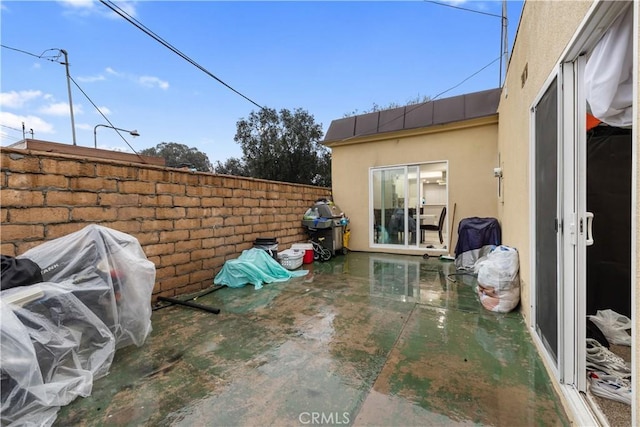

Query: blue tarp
<box><xmin>213</xmin><ymin>248</ymin><xmax>308</xmax><ymax>290</ymax></box>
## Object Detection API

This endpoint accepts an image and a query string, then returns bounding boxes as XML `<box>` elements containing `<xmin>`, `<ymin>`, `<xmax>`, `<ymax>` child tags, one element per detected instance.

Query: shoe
<box><xmin>586</xmin><ymin>338</ymin><xmax>631</xmax><ymax>379</ymax></box>
<box><xmin>588</xmin><ymin>371</ymin><xmax>631</xmax><ymax>405</ymax></box>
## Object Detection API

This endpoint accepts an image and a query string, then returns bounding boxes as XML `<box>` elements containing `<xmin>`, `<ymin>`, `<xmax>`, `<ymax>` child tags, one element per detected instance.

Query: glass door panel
<box><xmin>372</xmin><ymin>168</ymin><xmax>404</xmax><ymax>246</ymax></box>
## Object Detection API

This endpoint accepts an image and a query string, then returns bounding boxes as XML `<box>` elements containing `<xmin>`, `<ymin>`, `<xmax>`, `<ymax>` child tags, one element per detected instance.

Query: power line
<box><xmin>69</xmin><ymin>75</ymin><xmax>147</xmax><ymax>162</ymax></box>
<box><xmin>98</xmin><ymin>0</ymin><xmax>264</xmax><ymax>110</ymax></box>
<box><xmin>1</xmin><ymin>44</ymin><xmax>62</xmax><ymax>62</ymax></box>
<box><xmin>339</xmin><ymin>56</ymin><xmax>503</xmax><ymax>143</ymax></box>
<box><xmin>1</xmin><ymin>124</ymin><xmax>23</xmax><ymax>133</ymax></box>
<box><xmin>423</xmin><ymin>1</ymin><xmax>503</xmax><ymax>19</ymax></box>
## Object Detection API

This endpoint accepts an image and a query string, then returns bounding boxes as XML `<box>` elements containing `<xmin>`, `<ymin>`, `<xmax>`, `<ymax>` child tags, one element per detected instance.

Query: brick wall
<box><xmin>0</xmin><ymin>147</ymin><xmax>331</xmax><ymax>298</ymax></box>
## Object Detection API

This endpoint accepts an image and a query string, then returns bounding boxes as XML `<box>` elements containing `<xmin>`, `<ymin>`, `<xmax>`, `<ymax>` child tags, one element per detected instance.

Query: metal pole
<box><xmin>60</xmin><ymin>49</ymin><xmax>77</xmax><ymax>145</ymax></box>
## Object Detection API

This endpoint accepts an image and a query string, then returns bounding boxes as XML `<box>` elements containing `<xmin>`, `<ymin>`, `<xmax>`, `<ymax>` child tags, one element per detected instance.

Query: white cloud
<box><xmin>139</xmin><ymin>76</ymin><xmax>169</xmax><ymax>90</ymax></box>
<box><xmin>96</xmin><ymin>106</ymin><xmax>112</xmax><ymax>116</ymax></box>
<box><xmin>76</xmin><ymin>123</ymin><xmax>92</xmax><ymax>131</ymax></box>
<box><xmin>0</xmin><ymin>111</ymin><xmax>55</xmax><ymax>135</ymax></box>
<box><xmin>106</xmin><ymin>67</ymin><xmax>169</xmax><ymax>91</ymax></box>
<box><xmin>0</xmin><ymin>90</ymin><xmax>44</xmax><ymax>108</ymax></box>
<box><xmin>32</xmin><ymin>63</ymin><xmax>42</xmax><ymax>70</ymax></box>
<box><xmin>57</xmin><ymin>0</ymin><xmax>94</xmax><ymax>9</ymax></box>
<box><xmin>39</xmin><ymin>102</ymin><xmax>84</xmax><ymax>116</ymax></box>
<box><xmin>76</xmin><ymin>73</ymin><xmax>106</xmax><ymax>83</ymax></box>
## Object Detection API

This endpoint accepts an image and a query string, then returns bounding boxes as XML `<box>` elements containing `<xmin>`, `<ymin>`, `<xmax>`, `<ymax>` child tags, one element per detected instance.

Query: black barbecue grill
<box><xmin>302</xmin><ymin>198</ymin><xmax>348</xmax><ymax>258</ymax></box>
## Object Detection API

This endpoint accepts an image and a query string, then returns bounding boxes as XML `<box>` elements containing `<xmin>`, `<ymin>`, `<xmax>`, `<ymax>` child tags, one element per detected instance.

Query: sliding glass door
<box><xmin>371</xmin><ymin>163</ymin><xmax>448</xmax><ymax>249</ymax></box>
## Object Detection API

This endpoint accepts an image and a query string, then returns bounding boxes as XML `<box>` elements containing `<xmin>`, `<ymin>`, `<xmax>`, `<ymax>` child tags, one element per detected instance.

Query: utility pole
<box><xmin>499</xmin><ymin>0</ymin><xmax>508</xmax><ymax>87</ymax></box>
<box><xmin>60</xmin><ymin>49</ymin><xmax>77</xmax><ymax>145</ymax></box>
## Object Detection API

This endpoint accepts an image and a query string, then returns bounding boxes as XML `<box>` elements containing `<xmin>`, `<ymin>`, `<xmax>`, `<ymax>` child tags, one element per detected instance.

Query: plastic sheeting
<box><xmin>214</xmin><ymin>248</ymin><xmax>308</xmax><ymax>290</ymax></box>
<box><xmin>585</xmin><ymin>5</ymin><xmax>632</xmax><ymax>128</ymax></box>
<box><xmin>18</xmin><ymin>224</ymin><xmax>157</xmax><ymax>348</ymax></box>
<box><xmin>475</xmin><ymin>246</ymin><xmax>520</xmax><ymax>313</ymax></box>
<box><xmin>0</xmin><ymin>224</ymin><xmax>156</xmax><ymax>426</ymax></box>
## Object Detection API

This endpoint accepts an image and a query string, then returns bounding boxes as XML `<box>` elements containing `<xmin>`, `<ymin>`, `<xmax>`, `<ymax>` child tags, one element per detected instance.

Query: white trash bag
<box><xmin>588</xmin><ymin>309</ymin><xmax>631</xmax><ymax>346</ymax></box>
<box><xmin>474</xmin><ymin>245</ymin><xmax>520</xmax><ymax>313</ymax></box>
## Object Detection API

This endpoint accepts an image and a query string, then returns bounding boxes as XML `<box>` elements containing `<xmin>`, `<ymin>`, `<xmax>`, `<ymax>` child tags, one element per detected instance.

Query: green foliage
<box><xmin>234</xmin><ymin>107</ymin><xmax>331</xmax><ymax>186</ymax></box>
<box><xmin>214</xmin><ymin>157</ymin><xmax>248</xmax><ymax>176</ymax></box>
<box><xmin>139</xmin><ymin>142</ymin><xmax>213</xmax><ymax>172</ymax></box>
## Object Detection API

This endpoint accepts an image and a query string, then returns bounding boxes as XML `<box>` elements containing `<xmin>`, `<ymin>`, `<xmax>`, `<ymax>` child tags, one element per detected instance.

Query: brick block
<box><xmin>224</xmin><ymin>234</ymin><xmax>243</xmax><ymax>245</ymax></box>
<box><xmin>159</xmin><ymin>252</ymin><xmax>191</xmax><ymax>268</ymax></box>
<box><xmin>117</xmin><ymin>207</ymin><xmax>155</xmax><ymax>220</ymax></box>
<box><xmin>176</xmin><ymin>260</ymin><xmax>202</xmax><ymax>275</ymax></box>
<box><xmin>16</xmin><ymin>241</ymin><xmax>43</xmax><ymax>254</ymax></box>
<box><xmin>213</xmin><ymin>227</ymin><xmax>234</xmax><ymax>238</ymax></box>
<box><xmin>176</xmin><ymin>282</ymin><xmax>208</xmax><ymax>296</ymax></box>
<box><xmin>160</xmin><ymin>229</ymin><xmax>190</xmax><ymax>242</ymax></box>
<box><xmin>2</xmin><ymin>224</ymin><xmax>45</xmax><ymax>241</ymax></box>
<box><xmin>47</xmin><ymin>191</ymin><xmax>97</xmax><ymax>206</ymax></box>
<box><xmin>201</xmin><ymin>197</ymin><xmax>223</xmax><ymax>208</ymax></box>
<box><xmin>147</xmin><ymin>255</ymin><xmax>161</xmax><ymax>266</ymax></box>
<box><xmin>186</xmin><ymin>207</ymin><xmax>210</xmax><ymax>218</ymax></box>
<box><xmin>96</xmin><ymin>164</ymin><xmax>137</xmax><ymax>179</ymax></box>
<box><xmin>45</xmin><ymin>223</ymin><xmax>86</xmax><ymax>239</ymax></box>
<box><xmin>235</xmin><ymin>242</ymin><xmax>253</xmax><ymax>253</ymax></box>
<box><xmin>202</xmin><ymin>216</ymin><xmax>224</xmax><ymax>227</ymax></box>
<box><xmin>8</xmin><ymin>173</ymin><xmax>68</xmax><ymax>189</ymax></box>
<box><xmin>139</xmin><ymin>194</ymin><xmax>173</xmax><ymax>206</ymax></box>
<box><xmin>189</xmin><ymin>228</ymin><xmax>213</xmax><ymax>239</ymax></box>
<box><xmin>41</xmin><ymin>159</ymin><xmax>95</xmax><ymax>177</ymax></box>
<box><xmin>190</xmin><ymin>248</ymin><xmax>213</xmax><ymax>261</ymax></box>
<box><xmin>159</xmin><ymin>275</ymin><xmax>190</xmax><ymax>292</ymax></box>
<box><xmin>137</xmin><ymin>168</ymin><xmax>165</xmax><ymax>182</ymax></box>
<box><xmin>251</xmin><ymin>190</ymin><xmax>267</xmax><ymax>199</ymax></box>
<box><xmin>156</xmin><ymin>207</ymin><xmax>186</xmax><ymax>220</ymax></box>
<box><xmin>223</xmin><ymin>197</ymin><xmax>242</xmax><ymax>208</ymax></box>
<box><xmin>173</xmin><ymin>195</ymin><xmax>200</xmax><ymax>207</ymax></box>
<box><xmin>234</xmin><ymin>225</ymin><xmax>252</xmax><ymax>235</ymax></box>
<box><xmin>143</xmin><ymin>242</ymin><xmax>175</xmax><ymax>257</ymax></box>
<box><xmin>70</xmin><ymin>177</ymin><xmax>118</xmax><ymax>192</ymax></box>
<box><xmin>176</xmin><ymin>239</ymin><xmax>202</xmax><ymax>252</ymax></box>
<box><xmin>71</xmin><ymin>207</ymin><xmax>118</xmax><ymax>221</ymax></box>
<box><xmin>202</xmin><ymin>256</ymin><xmax>224</xmax><ymax>270</ymax></box>
<box><xmin>252</xmin><ymin>223</ymin><xmax>268</xmax><ymax>233</ymax></box>
<box><xmin>232</xmin><ymin>189</ymin><xmax>251</xmax><ymax>199</ymax></box>
<box><xmin>1</xmin><ymin>243</ymin><xmax>15</xmax><ymax>256</ymax></box>
<box><xmin>102</xmin><ymin>220</ymin><xmax>142</xmax><ymax>234</ymax></box>
<box><xmin>99</xmin><ymin>193</ymin><xmax>140</xmax><ymax>207</ymax></box>
<box><xmin>156</xmin><ymin>183</ymin><xmax>185</xmax><ymax>195</ymax></box>
<box><xmin>223</xmin><ymin>216</ymin><xmax>242</xmax><ymax>226</ymax></box>
<box><xmin>155</xmin><ymin>265</ymin><xmax>176</xmax><ymax>279</ymax></box>
<box><xmin>213</xmin><ymin>187</ymin><xmax>233</xmax><ymax>197</ymax></box>
<box><xmin>190</xmin><ymin>269</ymin><xmax>212</xmax><ymax>283</ymax></box>
<box><xmin>232</xmin><ymin>207</ymin><xmax>251</xmax><ymax>216</ymax></box>
<box><xmin>1</xmin><ymin>153</ymin><xmax>41</xmax><ymax>173</ymax></box>
<box><xmin>186</xmin><ymin>186</ymin><xmax>213</xmax><ymax>197</ymax></box>
<box><xmin>242</xmin><ymin>198</ymin><xmax>260</xmax><ymax>207</ymax></box>
<box><xmin>141</xmin><ymin>219</ymin><xmax>174</xmax><ymax>231</ymax></box>
<box><xmin>10</xmin><ymin>207</ymin><xmax>69</xmax><ymax>224</ymax></box>
<box><xmin>0</xmin><ymin>208</ymin><xmax>7</xmax><ymax>222</ymax></box>
<box><xmin>1</xmin><ymin>189</ymin><xmax>45</xmax><ymax>207</ymax></box>
<box><xmin>120</xmin><ymin>181</ymin><xmax>156</xmax><ymax>194</ymax></box>
<box><xmin>201</xmin><ymin>237</ymin><xmax>225</xmax><ymax>249</ymax></box>
<box><xmin>135</xmin><ymin>231</ymin><xmax>160</xmax><ymax>246</ymax></box>
<box><xmin>174</xmin><ymin>218</ymin><xmax>201</xmax><ymax>230</ymax></box>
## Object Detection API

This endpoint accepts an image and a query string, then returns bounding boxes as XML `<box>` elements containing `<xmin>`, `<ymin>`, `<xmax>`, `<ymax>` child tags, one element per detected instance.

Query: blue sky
<box><xmin>1</xmin><ymin>1</ymin><xmax>523</xmax><ymax>165</ymax></box>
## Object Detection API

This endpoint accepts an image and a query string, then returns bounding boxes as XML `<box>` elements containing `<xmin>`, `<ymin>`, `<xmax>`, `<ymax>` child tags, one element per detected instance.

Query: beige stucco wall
<box><xmin>329</xmin><ymin>117</ymin><xmax>498</xmax><ymax>255</ymax></box>
<box><xmin>500</xmin><ymin>0</ymin><xmax>638</xmax><ymax>417</ymax></box>
<box><xmin>497</xmin><ymin>0</ymin><xmax>594</xmax><ymax>322</ymax></box>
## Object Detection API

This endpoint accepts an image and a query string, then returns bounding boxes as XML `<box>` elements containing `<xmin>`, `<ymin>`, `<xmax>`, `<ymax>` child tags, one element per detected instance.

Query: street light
<box><xmin>93</xmin><ymin>124</ymin><xmax>140</xmax><ymax>148</ymax></box>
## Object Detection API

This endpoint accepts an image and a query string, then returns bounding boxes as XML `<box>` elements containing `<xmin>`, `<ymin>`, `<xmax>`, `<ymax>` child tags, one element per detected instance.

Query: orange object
<box><xmin>587</xmin><ymin>113</ymin><xmax>601</xmax><ymax>131</ymax></box>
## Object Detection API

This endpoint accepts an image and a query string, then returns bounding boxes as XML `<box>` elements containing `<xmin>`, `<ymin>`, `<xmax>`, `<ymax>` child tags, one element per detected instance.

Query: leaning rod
<box><xmin>157</xmin><ymin>296</ymin><xmax>220</xmax><ymax>314</ymax></box>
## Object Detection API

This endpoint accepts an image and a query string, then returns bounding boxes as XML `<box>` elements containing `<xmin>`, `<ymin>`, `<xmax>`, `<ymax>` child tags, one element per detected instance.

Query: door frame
<box><xmin>528</xmin><ymin>1</ymin><xmax>636</xmax><ymax>424</ymax></box>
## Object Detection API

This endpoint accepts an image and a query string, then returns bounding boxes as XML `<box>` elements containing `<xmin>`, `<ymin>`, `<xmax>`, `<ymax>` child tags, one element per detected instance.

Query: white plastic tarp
<box><xmin>0</xmin><ymin>225</ymin><xmax>156</xmax><ymax>426</ymax></box>
<box><xmin>585</xmin><ymin>5</ymin><xmax>632</xmax><ymax>128</ymax></box>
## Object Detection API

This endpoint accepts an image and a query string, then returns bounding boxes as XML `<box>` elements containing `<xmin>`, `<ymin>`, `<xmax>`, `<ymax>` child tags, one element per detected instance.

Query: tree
<box><xmin>234</xmin><ymin>107</ymin><xmax>331</xmax><ymax>186</ymax></box>
<box><xmin>214</xmin><ymin>157</ymin><xmax>248</xmax><ymax>176</ymax></box>
<box><xmin>139</xmin><ymin>142</ymin><xmax>213</xmax><ymax>172</ymax></box>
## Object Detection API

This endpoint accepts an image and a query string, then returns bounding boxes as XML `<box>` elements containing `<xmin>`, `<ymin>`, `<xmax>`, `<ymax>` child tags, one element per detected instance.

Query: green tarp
<box><xmin>214</xmin><ymin>248</ymin><xmax>308</xmax><ymax>290</ymax></box>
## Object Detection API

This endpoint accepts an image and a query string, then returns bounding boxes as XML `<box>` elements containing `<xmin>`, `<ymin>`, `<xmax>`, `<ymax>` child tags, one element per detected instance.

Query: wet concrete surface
<box><xmin>55</xmin><ymin>252</ymin><xmax>569</xmax><ymax>426</ymax></box>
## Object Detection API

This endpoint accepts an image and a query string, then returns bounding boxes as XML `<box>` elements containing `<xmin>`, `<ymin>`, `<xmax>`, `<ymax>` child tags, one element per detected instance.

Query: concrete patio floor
<box><xmin>56</xmin><ymin>252</ymin><xmax>569</xmax><ymax>426</ymax></box>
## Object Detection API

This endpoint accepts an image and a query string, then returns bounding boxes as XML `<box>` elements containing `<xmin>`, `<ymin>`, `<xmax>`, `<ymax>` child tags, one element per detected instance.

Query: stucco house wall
<box><xmin>497</xmin><ymin>0</ymin><xmax>594</xmax><ymax>323</ymax></box>
<box><xmin>327</xmin><ymin>116</ymin><xmax>498</xmax><ymax>254</ymax></box>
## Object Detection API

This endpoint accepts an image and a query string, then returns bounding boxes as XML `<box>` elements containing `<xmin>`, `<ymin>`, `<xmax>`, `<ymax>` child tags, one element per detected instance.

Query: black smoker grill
<box><xmin>302</xmin><ymin>199</ymin><xmax>347</xmax><ymax>257</ymax></box>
